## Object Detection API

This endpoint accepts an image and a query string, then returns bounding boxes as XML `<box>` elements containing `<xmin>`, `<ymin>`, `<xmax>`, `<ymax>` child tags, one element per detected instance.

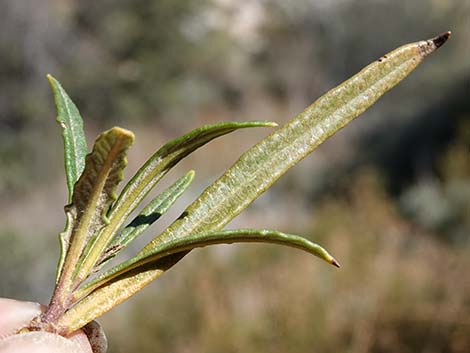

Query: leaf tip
<box><xmin>46</xmin><ymin>74</ymin><xmax>58</xmax><ymax>88</ymax></box>
<box><xmin>187</xmin><ymin>170</ymin><xmax>196</xmax><ymax>179</ymax></box>
<box><xmin>331</xmin><ymin>258</ymin><xmax>341</xmax><ymax>268</ymax></box>
<box><xmin>431</xmin><ymin>31</ymin><xmax>451</xmax><ymax>49</ymax></box>
<box><xmin>251</xmin><ymin>121</ymin><xmax>279</xmax><ymax>128</ymax></box>
<box><xmin>110</xmin><ymin>126</ymin><xmax>135</xmax><ymax>141</ymax></box>
<box><xmin>420</xmin><ymin>31</ymin><xmax>451</xmax><ymax>57</ymax></box>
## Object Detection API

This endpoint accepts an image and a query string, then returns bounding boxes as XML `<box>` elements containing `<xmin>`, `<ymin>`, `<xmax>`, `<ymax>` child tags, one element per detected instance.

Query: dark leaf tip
<box><xmin>331</xmin><ymin>258</ymin><xmax>341</xmax><ymax>268</ymax></box>
<box><xmin>432</xmin><ymin>31</ymin><xmax>451</xmax><ymax>49</ymax></box>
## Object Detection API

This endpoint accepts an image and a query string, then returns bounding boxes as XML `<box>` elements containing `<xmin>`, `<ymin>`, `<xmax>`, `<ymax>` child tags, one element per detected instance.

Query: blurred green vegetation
<box><xmin>0</xmin><ymin>0</ymin><xmax>469</xmax><ymax>352</ymax></box>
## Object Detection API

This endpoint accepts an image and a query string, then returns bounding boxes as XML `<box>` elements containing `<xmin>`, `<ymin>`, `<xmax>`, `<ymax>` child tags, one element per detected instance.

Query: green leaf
<box><xmin>57</xmin><ymin>253</ymin><xmax>186</xmax><ymax>334</ymax></box>
<box><xmin>95</xmin><ymin>170</ymin><xmax>196</xmax><ymax>270</ymax></box>
<box><xmin>71</xmin><ymin>121</ymin><xmax>277</xmax><ymax>285</ymax></box>
<box><xmin>73</xmin><ymin>228</ymin><xmax>338</xmax><ymax>304</ymax></box>
<box><xmin>47</xmin><ymin>75</ymin><xmax>88</xmax><ymax>202</ymax></box>
<box><xmin>62</xmin><ymin>229</ymin><xmax>336</xmax><ymax>332</ymax></box>
<box><xmin>55</xmin><ymin>210</ymin><xmax>75</xmax><ymax>282</ymax></box>
<box><xmin>49</xmin><ymin>127</ymin><xmax>134</xmax><ymax>311</ymax></box>
<box><xmin>53</xmin><ymin>33</ymin><xmax>450</xmax><ymax>332</ymax></box>
<box><xmin>144</xmin><ymin>229</ymin><xmax>340</xmax><ymax>267</ymax></box>
<box><xmin>47</xmin><ymin>75</ymin><xmax>88</xmax><ymax>281</ymax></box>
<box><xmin>141</xmin><ymin>34</ymin><xmax>450</xmax><ymax>246</ymax></box>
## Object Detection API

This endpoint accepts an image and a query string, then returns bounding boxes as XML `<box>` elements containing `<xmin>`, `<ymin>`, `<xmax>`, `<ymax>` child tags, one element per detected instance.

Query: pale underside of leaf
<box><xmin>47</xmin><ymin>75</ymin><xmax>88</xmax><ymax>281</ymax></box>
<box><xmin>45</xmin><ymin>127</ymin><xmax>134</xmax><ymax>318</ymax></box>
<box><xmin>54</xmin><ymin>33</ymin><xmax>449</xmax><ymax>332</ymax></box>
<box><xmin>66</xmin><ymin>128</ymin><xmax>135</xmax><ymax>281</ymax></box>
<box><xmin>144</xmin><ymin>37</ymin><xmax>443</xmax><ymax>249</ymax></box>
<box><xmin>72</xmin><ymin>121</ymin><xmax>277</xmax><ymax>286</ymax></box>
<box><xmin>70</xmin><ymin>127</ymin><xmax>135</xmax><ymax>254</ymax></box>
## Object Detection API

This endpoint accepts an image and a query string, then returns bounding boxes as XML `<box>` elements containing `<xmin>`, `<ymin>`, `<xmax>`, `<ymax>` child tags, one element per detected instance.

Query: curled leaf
<box><xmin>140</xmin><ymin>228</ymin><xmax>340</xmax><ymax>268</ymax></box>
<box><xmin>61</xmin><ymin>229</ymin><xmax>335</xmax><ymax>333</ymax></box>
<box><xmin>74</xmin><ymin>228</ymin><xmax>337</xmax><ymax>303</ymax></box>
<box><xmin>45</xmin><ymin>127</ymin><xmax>134</xmax><ymax>318</ymax></box>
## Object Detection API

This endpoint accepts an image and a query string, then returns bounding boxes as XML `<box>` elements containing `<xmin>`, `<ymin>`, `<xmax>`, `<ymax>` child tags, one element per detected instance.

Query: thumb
<box><xmin>0</xmin><ymin>331</ymin><xmax>87</xmax><ymax>353</ymax></box>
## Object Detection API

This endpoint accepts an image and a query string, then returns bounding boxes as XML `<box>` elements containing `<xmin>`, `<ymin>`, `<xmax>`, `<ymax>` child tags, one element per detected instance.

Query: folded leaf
<box><xmin>72</xmin><ymin>121</ymin><xmax>277</xmax><ymax>285</ymax></box>
<box><xmin>47</xmin><ymin>127</ymin><xmax>134</xmax><ymax>314</ymax></box>
<box><xmin>47</xmin><ymin>75</ymin><xmax>88</xmax><ymax>281</ymax></box>
<box><xmin>94</xmin><ymin>170</ymin><xmax>195</xmax><ymax>271</ymax></box>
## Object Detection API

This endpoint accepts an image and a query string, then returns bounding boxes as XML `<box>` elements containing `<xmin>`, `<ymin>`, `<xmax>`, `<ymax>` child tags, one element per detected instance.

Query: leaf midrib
<box><xmin>75</xmin><ymin>58</ymin><xmax>413</xmax><ymax>297</ymax></box>
<box><xmin>144</xmin><ymin>58</ymin><xmax>414</xmax><ymax>251</ymax></box>
<box><xmin>65</xmin><ymin>135</ymin><xmax>126</xmax><ymax>287</ymax></box>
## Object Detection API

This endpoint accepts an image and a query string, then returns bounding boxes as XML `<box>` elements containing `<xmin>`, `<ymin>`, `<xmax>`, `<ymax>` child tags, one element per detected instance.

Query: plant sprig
<box><xmin>28</xmin><ymin>32</ymin><xmax>449</xmax><ymax>338</ymax></box>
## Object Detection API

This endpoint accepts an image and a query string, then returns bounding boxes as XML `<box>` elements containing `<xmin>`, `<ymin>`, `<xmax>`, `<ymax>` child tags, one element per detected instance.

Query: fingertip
<box><xmin>0</xmin><ymin>299</ymin><xmax>42</xmax><ymax>338</ymax></box>
<box><xmin>68</xmin><ymin>329</ymin><xmax>94</xmax><ymax>353</ymax></box>
<box><xmin>0</xmin><ymin>332</ymin><xmax>87</xmax><ymax>353</ymax></box>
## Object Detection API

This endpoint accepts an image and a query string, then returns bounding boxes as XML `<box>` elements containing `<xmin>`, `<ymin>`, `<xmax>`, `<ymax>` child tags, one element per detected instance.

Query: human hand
<box><xmin>0</xmin><ymin>298</ymin><xmax>93</xmax><ymax>353</ymax></box>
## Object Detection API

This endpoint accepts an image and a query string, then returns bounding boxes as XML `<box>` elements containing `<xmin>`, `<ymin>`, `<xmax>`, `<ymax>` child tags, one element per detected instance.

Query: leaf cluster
<box><xmin>24</xmin><ymin>33</ymin><xmax>449</xmax><ymax>339</ymax></box>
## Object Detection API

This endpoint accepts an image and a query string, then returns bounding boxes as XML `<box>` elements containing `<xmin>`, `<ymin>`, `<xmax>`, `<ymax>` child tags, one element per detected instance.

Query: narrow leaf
<box><xmin>55</xmin><ymin>210</ymin><xmax>75</xmax><ymax>282</ymax></box>
<box><xmin>54</xmin><ymin>33</ymin><xmax>450</xmax><ymax>330</ymax></box>
<box><xmin>136</xmin><ymin>229</ymin><xmax>339</xmax><ymax>271</ymax></box>
<box><xmin>47</xmin><ymin>75</ymin><xmax>88</xmax><ymax>281</ymax></box>
<box><xmin>111</xmin><ymin>121</ymin><xmax>277</xmax><ymax>222</ymax></box>
<box><xmin>72</xmin><ymin>121</ymin><xmax>277</xmax><ymax>285</ymax></box>
<box><xmin>95</xmin><ymin>170</ymin><xmax>195</xmax><ymax>270</ymax></box>
<box><xmin>143</xmin><ymin>33</ymin><xmax>452</xmax><ymax>246</ymax></box>
<box><xmin>47</xmin><ymin>127</ymin><xmax>134</xmax><ymax>313</ymax></box>
<box><xmin>57</xmin><ymin>253</ymin><xmax>185</xmax><ymax>335</ymax></box>
<box><xmin>47</xmin><ymin>75</ymin><xmax>88</xmax><ymax>201</ymax></box>
<box><xmin>64</xmin><ymin>227</ymin><xmax>336</xmax><ymax>334</ymax></box>
<box><xmin>73</xmin><ymin>228</ymin><xmax>337</xmax><ymax>306</ymax></box>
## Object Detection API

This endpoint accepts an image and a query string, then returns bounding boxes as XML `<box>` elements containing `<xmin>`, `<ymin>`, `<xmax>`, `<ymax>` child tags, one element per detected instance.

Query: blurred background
<box><xmin>0</xmin><ymin>0</ymin><xmax>469</xmax><ymax>352</ymax></box>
